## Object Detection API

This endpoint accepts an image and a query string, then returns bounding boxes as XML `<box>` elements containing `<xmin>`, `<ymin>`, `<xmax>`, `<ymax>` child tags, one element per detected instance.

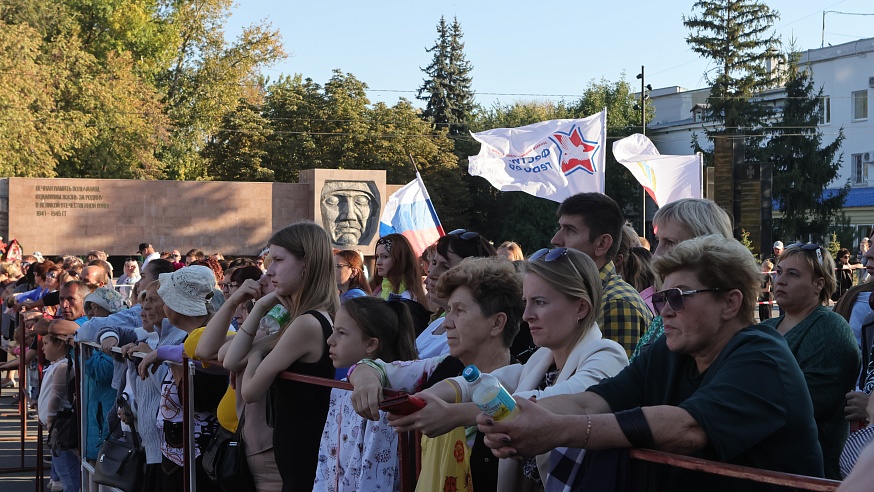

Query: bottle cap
<box><xmin>462</xmin><ymin>365</ymin><xmax>481</xmax><ymax>382</ymax></box>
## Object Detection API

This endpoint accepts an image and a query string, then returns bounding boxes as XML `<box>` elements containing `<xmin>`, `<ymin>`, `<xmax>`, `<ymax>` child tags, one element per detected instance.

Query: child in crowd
<box><xmin>314</xmin><ymin>297</ymin><xmax>417</xmax><ymax>491</ymax></box>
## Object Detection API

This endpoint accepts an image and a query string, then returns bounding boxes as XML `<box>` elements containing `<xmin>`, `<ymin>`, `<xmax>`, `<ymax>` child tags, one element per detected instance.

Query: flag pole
<box><xmin>697</xmin><ymin>151</ymin><xmax>704</xmax><ymax>198</ymax></box>
<box><xmin>408</xmin><ymin>153</ymin><xmax>446</xmax><ymax>236</ymax></box>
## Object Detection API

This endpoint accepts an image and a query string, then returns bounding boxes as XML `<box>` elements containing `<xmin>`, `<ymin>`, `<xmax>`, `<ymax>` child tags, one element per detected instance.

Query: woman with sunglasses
<box><xmin>762</xmin><ymin>243</ymin><xmax>860</xmax><ymax>479</ymax></box>
<box><xmin>631</xmin><ymin>198</ymin><xmax>733</xmax><ymax>361</ymax></box>
<box><xmin>385</xmin><ymin>247</ymin><xmax>627</xmax><ymax>490</ymax></box>
<box><xmin>417</xmin><ymin>229</ymin><xmax>497</xmax><ymax>359</ymax></box>
<box><xmin>479</xmin><ymin>235</ymin><xmax>825</xmax><ymax>490</ymax></box>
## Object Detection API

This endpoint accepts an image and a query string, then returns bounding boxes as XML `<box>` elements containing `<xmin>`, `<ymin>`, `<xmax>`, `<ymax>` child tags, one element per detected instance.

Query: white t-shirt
<box><xmin>415</xmin><ymin>315</ymin><xmax>449</xmax><ymax>359</ymax></box>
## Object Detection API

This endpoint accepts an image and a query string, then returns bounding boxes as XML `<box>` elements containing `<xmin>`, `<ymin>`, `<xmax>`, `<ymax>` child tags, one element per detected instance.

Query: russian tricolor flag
<box><xmin>379</xmin><ymin>172</ymin><xmax>445</xmax><ymax>256</ymax></box>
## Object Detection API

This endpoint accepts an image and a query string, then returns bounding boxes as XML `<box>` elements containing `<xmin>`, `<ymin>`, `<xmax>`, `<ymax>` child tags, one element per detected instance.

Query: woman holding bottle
<box><xmin>222</xmin><ymin>221</ymin><xmax>339</xmax><ymax>492</ymax></box>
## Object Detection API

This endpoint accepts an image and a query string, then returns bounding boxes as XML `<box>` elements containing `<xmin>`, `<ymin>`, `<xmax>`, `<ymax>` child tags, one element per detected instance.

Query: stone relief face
<box><xmin>320</xmin><ymin>181</ymin><xmax>380</xmax><ymax>246</ymax></box>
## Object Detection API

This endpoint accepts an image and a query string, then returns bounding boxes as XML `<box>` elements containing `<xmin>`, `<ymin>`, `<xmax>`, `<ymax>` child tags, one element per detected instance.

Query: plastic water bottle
<box><xmin>462</xmin><ymin>365</ymin><xmax>519</xmax><ymax>421</ymax></box>
<box><xmin>259</xmin><ymin>305</ymin><xmax>289</xmax><ymax>335</ymax></box>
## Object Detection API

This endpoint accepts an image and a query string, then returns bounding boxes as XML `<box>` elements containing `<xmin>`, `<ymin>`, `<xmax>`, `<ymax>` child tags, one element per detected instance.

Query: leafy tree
<box><xmin>684</xmin><ymin>0</ymin><xmax>780</xmax><ymax>162</ymax></box>
<box><xmin>204</xmin><ymin>100</ymin><xmax>274</xmax><ymax>181</ymax></box>
<box><xmin>768</xmin><ymin>56</ymin><xmax>846</xmax><ymax>242</ymax></box>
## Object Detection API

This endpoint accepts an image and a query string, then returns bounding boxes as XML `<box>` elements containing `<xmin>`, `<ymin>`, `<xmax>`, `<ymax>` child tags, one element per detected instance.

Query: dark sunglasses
<box><xmin>652</xmin><ymin>287</ymin><xmax>721</xmax><ymax>315</ymax></box>
<box><xmin>791</xmin><ymin>243</ymin><xmax>824</xmax><ymax>265</ymax></box>
<box><xmin>448</xmin><ymin>229</ymin><xmax>485</xmax><ymax>256</ymax></box>
<box><xmin>529</xmin><ymin>247</ymin><xmax>584</xmax><ymax>281</ymax></box>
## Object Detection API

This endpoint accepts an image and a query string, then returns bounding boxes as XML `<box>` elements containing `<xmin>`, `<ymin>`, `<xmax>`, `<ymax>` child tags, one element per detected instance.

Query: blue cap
<box><xmin>462</xmin><ymin>365</ymin><xmax>481</xmax><ymax>383</ymax></box>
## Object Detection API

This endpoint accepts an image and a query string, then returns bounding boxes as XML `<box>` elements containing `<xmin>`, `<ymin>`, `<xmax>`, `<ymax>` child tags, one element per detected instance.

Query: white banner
<box><xmin>467</xmin><ymin>110</ymin><xmax>606</xmax><ymax>202</ymax></box>
<box><xmin>612</xmin><ymin>133</ymin><xmax>702</xmax><ymax>207</ymax></box>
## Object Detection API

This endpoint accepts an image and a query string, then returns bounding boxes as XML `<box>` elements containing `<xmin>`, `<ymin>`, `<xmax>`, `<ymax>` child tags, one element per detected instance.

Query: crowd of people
<box><xmin>1</xmin><ymin>193</ymin><xmax>872</xmax><ymax>492</ymax></box>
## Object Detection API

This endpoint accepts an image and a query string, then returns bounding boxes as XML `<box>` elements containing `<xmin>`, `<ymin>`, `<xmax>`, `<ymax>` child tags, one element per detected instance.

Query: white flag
<box><xmin>468</xmin><ymin>110</ymin><xmax>606</xmax><ymax>203</ymax></box>
<box><xmin>612</xmin><ymin>133</ymin><xmax>702</xmax><ymax>207</ymax></box>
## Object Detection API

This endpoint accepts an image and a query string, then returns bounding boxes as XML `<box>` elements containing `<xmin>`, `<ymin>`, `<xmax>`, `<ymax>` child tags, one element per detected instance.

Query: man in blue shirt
<box><xmin>59</xmin><ymin>280</ymin><xmax>91</xmax><ymax>326</ymax></box>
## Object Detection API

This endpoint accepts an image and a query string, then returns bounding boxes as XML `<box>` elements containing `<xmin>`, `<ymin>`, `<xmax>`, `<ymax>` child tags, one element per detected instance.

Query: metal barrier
<box><xmin>58</xmin><ymin>343</ymin><xmax>844</xmax><ymax>492</ymax></box>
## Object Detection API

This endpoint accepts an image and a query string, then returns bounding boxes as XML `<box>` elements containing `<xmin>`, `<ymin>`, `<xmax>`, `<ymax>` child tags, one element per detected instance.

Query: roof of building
<box><xmin>824</xmin><ymin>187</ymin><xmax>874</xmax><ymax>208</ymax></box>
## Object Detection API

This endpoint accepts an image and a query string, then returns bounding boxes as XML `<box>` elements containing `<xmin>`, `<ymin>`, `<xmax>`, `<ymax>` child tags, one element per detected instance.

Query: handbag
<box><xmin>202</xmin><ymin>410</ymin><xmax>256</xmax><ymax>492</ymax></box>
<box><xmin>47</xmin><ymin>408</ymin><xmax>78</xmax><ymax>455</ymax></box>
<box><xmin>93</xmin><ymin>416</ymin><xmax>145</xmax><ymax>492</ymax></box>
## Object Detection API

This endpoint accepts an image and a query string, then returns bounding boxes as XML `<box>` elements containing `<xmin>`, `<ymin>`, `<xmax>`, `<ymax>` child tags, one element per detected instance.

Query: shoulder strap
<box><xmin>303</xmin><ymin>310</ymin><xmax>333</xmax><ymax>337</ymax></box>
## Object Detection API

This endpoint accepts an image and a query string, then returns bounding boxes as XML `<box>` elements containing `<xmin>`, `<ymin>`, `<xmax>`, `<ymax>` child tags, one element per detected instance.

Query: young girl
<box><xmin>369</xmin><ymin>234</ymin><xmax>428</xmax><ymax>305</ymax></box>
<box><xmin>314</xmin><ymin>297</ymin><xmax>417</xmax><ymax>491</ymax></box>
<box><xmin>222</xmin><ymin>221</ymin><xmax>339</xmax><ymax>492</ymax></box>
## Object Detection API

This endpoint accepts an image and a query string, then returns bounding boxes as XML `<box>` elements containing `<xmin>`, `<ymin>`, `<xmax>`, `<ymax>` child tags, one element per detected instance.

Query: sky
<box><xmin>224</xmin><ymin>0</ymin><xmax>874</xmax><ymax>108</ymax></box>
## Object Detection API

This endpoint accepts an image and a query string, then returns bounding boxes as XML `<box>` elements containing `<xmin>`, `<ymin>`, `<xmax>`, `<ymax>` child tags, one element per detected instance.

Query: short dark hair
<box><xmin>138</xmin><ymin>243</ymin><xmax>152</xmax><ymax>251</ymax></box>
<box><xmin>146</xmin><ymin>259</ymin><xmax>175</xmax><ymax>277</ymax></box>
<box><xmin>557</xmin><ymin>193</ymin><xmax>624</xmax><ymax>261</ymax></box>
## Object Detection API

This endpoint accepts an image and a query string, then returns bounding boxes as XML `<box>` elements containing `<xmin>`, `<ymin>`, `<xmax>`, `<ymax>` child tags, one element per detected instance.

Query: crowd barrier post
<box><xmin>0</xmin><ymin>311</ymin><xmax>37</xmax><ymax>479</ymax></box>
<box><xmin>179</xmin><ymin>357</ymin><xmax>195</xmax><ymax>492</ymax></box>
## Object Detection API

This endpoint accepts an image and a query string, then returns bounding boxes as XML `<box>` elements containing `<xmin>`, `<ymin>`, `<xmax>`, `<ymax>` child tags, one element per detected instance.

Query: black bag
<box><xmin>93</xmin><ymin>420</ymin><xmax>145</xmax><ymax>492</ymax></box>
<box><xmin>202</xmin><ymin>411</ymin><xmax>256</xmax><ymax>492</ymax></box>
<box><xmin>47</xmin><ymin>408</ymin><xmax>78</xmax><ymax>455</ymax></box>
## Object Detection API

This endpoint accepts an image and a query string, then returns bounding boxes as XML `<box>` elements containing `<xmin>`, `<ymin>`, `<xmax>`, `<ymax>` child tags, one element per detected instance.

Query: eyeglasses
<box><xmin>45</xmin><ymin>272</ymin><xmax>57</xmax><ymax>279</ymax></box>
<box><xmin>529</xmin><ymin>247</ymin><xmax>584</xmax><ymax>280</ymax></box>
<box><xmin>335</xmin><ymin>264</ymin><xmax>351</xmax><ymax>270</ymax></box>
<box><xmin>447</xmin><ymin>229</ymin><xmax>485</xmax><ymax>256</ymax></box>
<box><xmin>652</xmin><ymin>288</ymin><xmax>722</xmax><ymax>315</ymax></box>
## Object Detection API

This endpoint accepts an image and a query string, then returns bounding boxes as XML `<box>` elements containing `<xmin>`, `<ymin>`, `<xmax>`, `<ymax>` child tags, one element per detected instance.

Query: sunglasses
<box><xmin>652</xmin><ymin>287</ymin><xmax>722</xmax><ymax>315</ymax></box>
<box><xmin>792</xmin><ymin>243</ymin><xmax>824</xmax><ymax>265</ymax></box>
<box><xmin>529</xmin><ymin>247</ymin><xmax>584</xmax><ymax>281</ymax></box>
<box><xmin>448</xmin><ymin>229</ymin><xmax>485</xmax><ymax>256</ymax></box>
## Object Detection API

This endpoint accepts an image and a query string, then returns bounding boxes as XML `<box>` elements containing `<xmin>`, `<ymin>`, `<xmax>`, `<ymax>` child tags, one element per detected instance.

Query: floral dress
<box><xmin>314</xmin><ymin>387</ymin><xmax>399</xmax><ymax>491</ymax></box>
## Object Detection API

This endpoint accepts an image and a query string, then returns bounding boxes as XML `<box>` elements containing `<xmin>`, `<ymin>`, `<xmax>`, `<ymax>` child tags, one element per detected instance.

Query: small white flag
<box><xmin>468</xmin><ymin>110</ymin><xmax>607</xmax><ymax>202</ymax></box>
<box><xmin>612</xmin><ymin>133</ymin><xmax>702</xmax><ymax>207</ymax></box>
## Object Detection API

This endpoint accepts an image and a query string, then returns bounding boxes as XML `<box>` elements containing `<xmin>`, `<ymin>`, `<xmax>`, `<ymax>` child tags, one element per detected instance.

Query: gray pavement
<box><xmin>0</xmin><ymin>383</ymin><xmax>46</xmax><ymax>492</ymax></box>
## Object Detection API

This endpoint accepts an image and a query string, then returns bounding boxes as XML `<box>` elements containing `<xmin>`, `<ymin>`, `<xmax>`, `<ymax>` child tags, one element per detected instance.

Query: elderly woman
<box><xmin>416</xmin><ymin>229</ymin><xmax>497</xmax><ymax>358</ymax></box>
<box><xmin>764</xmin><ymin>243</ymin><xmax>860</xmax><ymax>479</ymax></box>
<box><xmin>632</xmin><ymin>198</ymin><xmax>733</xmax><ymax>360</ymax></box>
<box><xmin>386</xmin><ymin>248</ymin><xmax>628</xmax><ymax>490</ymax></box>
<box><xmin>478</xmin><ymin>235</ymin><xmax>824</xmax><ymax>491</ymax></box>
<box><xmin>350</xmin><ymin>257</ymin><xmax>522</xmax><ymax>492</ymax></box>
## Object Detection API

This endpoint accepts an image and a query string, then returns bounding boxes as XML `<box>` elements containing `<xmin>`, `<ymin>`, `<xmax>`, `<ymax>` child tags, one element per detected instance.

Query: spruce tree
<box><xmin>768</xmin><ymin>57</ymin><xmax>846</xmax><ymax>242</ymax></box>
<box><xmin>684</xmin><ymin>0</ymin><xmax>779</xmax><ymax>156</ymax></box>
<box><xmin>417</xmin><ymin>16</ymin><xmax>475</xmax><ymax>138</ymax></box>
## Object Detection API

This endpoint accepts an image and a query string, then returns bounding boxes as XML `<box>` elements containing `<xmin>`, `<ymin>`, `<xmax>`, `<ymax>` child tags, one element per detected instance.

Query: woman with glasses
<box><xmin>763</xmin><ymin>243</ymin><xmax>860</xmax><ymax>479</ymax></box>
<box><xmin>632</xmin><ymin>198</ymin><xmax>733</xmax><ymax>361</ymax></box>
<box><xmin>479</xmin><ymin>235</ymin><xmax>825</xmax><ymax>491</ymax></box>
<box><xmin>417</xmin><ymin>229</ymin><xmax>497</xmax><ymax>359</ymax></box>
<box><xmin>834</xmin><ymin>247</ymin><xmax>863</xmax><ymax>302</ymax></box>
<box><xmin>369</xmin><ymin>233</ymin><xmax>428</xmax><ymax>305</ymax></box>
<box><xmin>335</xmin><ymin>249</ymin><xmax>371</xmax><ymax>302</ymax></box>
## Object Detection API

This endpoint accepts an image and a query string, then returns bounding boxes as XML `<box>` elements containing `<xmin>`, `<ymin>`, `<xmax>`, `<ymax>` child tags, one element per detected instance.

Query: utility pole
<box><xmin>636</xmin><ymin>66</ymin><xmax>648</xmax><ymax>235</ymax></box>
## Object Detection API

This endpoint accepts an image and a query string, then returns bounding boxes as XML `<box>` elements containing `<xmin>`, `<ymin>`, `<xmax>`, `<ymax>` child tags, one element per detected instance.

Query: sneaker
<box><xmin>48</xmin><ymin>479</ymin><xmax>63</xmax><ymax>491</ymax></box>
<box><xmin>0</xmin><ymin>379</ymin><xmax>15</xmax><ymax>388</ymax></box>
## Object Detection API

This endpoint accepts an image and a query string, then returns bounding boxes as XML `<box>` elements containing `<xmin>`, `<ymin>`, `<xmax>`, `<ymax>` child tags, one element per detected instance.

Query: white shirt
<box><xmin>415</xmin><ymin>315</ymin><xmax>449</xmax><ymax>359</ymax></box>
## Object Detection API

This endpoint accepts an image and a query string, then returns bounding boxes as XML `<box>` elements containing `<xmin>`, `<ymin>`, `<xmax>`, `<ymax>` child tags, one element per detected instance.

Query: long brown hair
<box><xmin>369</xmin><ymin>234</ymin><xmax>427</xmax><ymax>304</ymax></box>
<box><xmin>342</xmin><ymin>297</ymin><xmax>416</xmax><ymax>362</ymax></box>
<box><xmin>269</xmin><ymin>222</ymin><xmax>340</xmax><ymax>323</ymax></box>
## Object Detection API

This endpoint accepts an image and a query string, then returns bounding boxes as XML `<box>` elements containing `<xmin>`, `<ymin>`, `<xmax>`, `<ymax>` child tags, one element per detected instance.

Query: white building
<box><xmin>646</xmin><ymin>37</ymin><xmax>874</xmax><ymax>240</ymax></box>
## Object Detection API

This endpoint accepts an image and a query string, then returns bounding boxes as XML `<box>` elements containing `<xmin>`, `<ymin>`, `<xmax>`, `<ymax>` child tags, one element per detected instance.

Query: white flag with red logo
<box><xmin>467</xmin><ymin>110</ymin><xmax>606</xmax><ymax>202</ymax></box>
<box><xmin>612</xmin><ymin>133</ymin><xmax>702</xmax><ymax>207</ymax></box>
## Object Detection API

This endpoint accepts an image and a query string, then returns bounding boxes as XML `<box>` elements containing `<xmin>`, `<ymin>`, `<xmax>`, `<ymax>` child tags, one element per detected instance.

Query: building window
<box><xmin>819</xmin><ymin>96</ymin><xmax>831</xmax><ymax>124</ymax></box>
<box><xmin>853</xmin><ymin>90</ymin><xmax>868</xmax><ymax>120</ymax></box>
<box><xmin>853</xmin><ymin>153</ymin><xmax>866</xmax><ymax>184</ymax></box>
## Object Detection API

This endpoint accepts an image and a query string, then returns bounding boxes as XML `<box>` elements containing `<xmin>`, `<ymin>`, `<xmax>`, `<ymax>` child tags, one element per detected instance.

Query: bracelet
<box><xmin>614</xmin><ymin>407</ymin><xmax>655</xmax><ymax>448</ymax></box>
<box><xmin>237</xmin><ymin>327</ymin><xmax>256</xmax><ymax>337</ymax></box>
<box><xmin>582</xmin><ymin>414</ymin><xmax>592</xmax><ymax>448</ymax></box>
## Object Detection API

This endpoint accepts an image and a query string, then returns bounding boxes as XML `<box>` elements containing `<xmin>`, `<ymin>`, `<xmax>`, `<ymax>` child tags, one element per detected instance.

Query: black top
<box><xmin>269</xmin><ymin>310</ymin><xmax>334</xmax><ymax>492</ymax></box>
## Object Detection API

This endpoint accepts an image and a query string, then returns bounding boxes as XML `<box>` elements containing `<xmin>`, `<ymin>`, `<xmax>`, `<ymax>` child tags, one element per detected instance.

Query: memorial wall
<box><xmin>0</xmin><ymin>169</ymin><xmax>400</xmax><ymax>256</ymax></box>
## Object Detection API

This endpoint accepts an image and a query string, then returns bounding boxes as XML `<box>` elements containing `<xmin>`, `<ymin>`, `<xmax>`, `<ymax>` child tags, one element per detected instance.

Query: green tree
<box><xmin>417</xmin><ymin>16</ymin><xmax>475</xmax><ymax>138</ymax></box>
<box><xmin>684</xmin><ymin>0</ymin><xmax>780</xmax><ymax>161</ymax></box>
<box><xmin>204</xmin><ymin>100</ymin><xmax>274</xmax><ymax>181</ymax></box>
<box><xmin>768</xmin><ymin>57</ymin><xmax>846</xmax><ymax>242</ymax></box>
